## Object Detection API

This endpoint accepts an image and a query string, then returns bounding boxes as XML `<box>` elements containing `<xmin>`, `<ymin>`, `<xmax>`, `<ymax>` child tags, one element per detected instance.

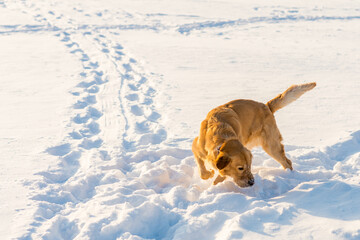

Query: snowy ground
<box><xmin>1</xmin><ymin>0</ymin><xmax>360</xmax><ymax>239</ymax></box>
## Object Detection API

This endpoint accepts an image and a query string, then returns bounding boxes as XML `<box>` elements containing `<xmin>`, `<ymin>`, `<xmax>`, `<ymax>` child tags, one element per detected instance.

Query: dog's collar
<box><xmin>216</xmin><ymin>145</ymin><xmax>222</xmax><ymax>153</ymax></box>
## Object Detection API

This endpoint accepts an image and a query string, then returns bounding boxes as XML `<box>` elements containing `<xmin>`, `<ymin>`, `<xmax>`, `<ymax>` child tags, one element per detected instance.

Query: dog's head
<box><xmin>215</xmin><ymin>139</ymin><xmax>254</xmax><ymax>188</ymax></box>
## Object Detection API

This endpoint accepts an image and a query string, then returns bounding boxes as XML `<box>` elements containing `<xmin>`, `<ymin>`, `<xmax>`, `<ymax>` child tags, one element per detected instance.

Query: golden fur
<box><xmin>192</xmin><ymin>82</ymin><xmax>316</xmax><ymax>187</ymax></box>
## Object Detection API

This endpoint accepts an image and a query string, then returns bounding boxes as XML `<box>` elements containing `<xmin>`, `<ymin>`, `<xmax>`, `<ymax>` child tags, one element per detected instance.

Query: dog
<box><xmin>192</xmin><ymin>82</ymin><xmax>316</xmax><ymax>187</ymax></box>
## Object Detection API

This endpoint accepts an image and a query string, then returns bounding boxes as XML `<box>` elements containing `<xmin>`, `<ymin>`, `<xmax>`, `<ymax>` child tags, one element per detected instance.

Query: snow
<box><xmin>1</xmin><ymin>0</ymin><xmax>360</xmax><ymax>239</ymax></box>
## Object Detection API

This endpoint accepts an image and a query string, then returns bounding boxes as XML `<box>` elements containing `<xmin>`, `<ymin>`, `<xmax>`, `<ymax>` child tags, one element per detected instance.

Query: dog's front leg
<box><xmin>194</xmin><ymin>155</ymin><xmax>214</xmax><ymax>180</ymax></box>
<box><xmin>213</xmin><ymin>175</ymin><xmax>226</xmax><ymax>185</ymax></box>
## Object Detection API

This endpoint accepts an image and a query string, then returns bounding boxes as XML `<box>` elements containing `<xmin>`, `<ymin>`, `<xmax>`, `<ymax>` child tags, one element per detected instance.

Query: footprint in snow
<box><xmin>123</xmin><ymin>63</ymin><xmax>132</xmax><ymax>72</ymax></box>
<box><xmin>70</xmin><ymin>49</ymin><xmax>83</xmax><ymax>54</ymax></box>
<box><xmin>79</xmin><ymin>138</ymin><xmax>103</xmax><ymax>149</ymax></box>
<box><xmin>147</xmin><ymin>111</ymin><xmax>161</xmax><ymax>122</ymax></box>
<box><xmin>125</xmin><ymin>93</ymin><xmax>139</xmax><ymax>101</ymax></box>
<box><xmin>77</xmin><ymin>80</ymin><xmax>97</xmax><ymax>88</ymax></box>
<box><xmin>66</xmin><ymin>42</ymin><xmax>79</xmax><ymax>48</ymax></box>
<box><xmin>89</xmin><ymin>61</ymin><xmax>99</xmax><ymax>69</ymax></box>
<box><xmin>131</xmin><ymin>105</ymin><xmax>144</xmax><ymax>116</ymax></box>
<box><xmin>136</xmin><ymin>121</ymin><xmax>151</xmax><ymax>134</ymax></box>
<box><xmin>114</xmin><ymin>44</ymin><xmax>123</xmax><ymax>50</ymax></box>
<box><xmin>128</xmin><ymin>83</ymin><xmax>138</xmax><ymax>91</ymax></box>
<box><xmin>73</xmin><ymin>95</ymin><xmax>97</xmax><ymax>109</ymax></box>
<box><xmin>73</xmin><ymin>107</ymin><xmax>102</xmax><ymax>124</ymax></box>
<box><xmin>86</xmin><ymin>85</ymin><xmax>100</xmax><ymax>93</ymax></box>
<box><xmin>46</xmin><ymin>143</ymin><xmax>72</xmax><ymax>156</ymax></box>
<box><xmin>79</xmin><ymin>121</ymin><xmax>101</xmax><ymax>137</ymax></box>
<box><xmin>102</xmin><ymin>48</ymin><xmax>110</xmax><ymax>53</ymax></box>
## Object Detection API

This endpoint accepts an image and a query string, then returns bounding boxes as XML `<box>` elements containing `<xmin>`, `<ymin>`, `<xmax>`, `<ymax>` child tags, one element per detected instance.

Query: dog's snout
<box><xmin>248</xmin><ymin>179</ymin><xmax>255</xmax><ymax>186</ymax></box>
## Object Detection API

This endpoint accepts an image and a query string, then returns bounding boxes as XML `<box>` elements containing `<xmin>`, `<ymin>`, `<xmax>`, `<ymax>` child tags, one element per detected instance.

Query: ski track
<box><xmin>2</xmin><ymin>2</ymin><xmax>360</xmax><ymax>36</ymax></box>
<box><xmin>176</xmin><ymin>14</ymin><xmax>360</xmax><ymax>34</ymax></box>
<box><xmin>3</xmin><ymin>1</ymin><xmax>360</xmax><ymax>239</ymax></box>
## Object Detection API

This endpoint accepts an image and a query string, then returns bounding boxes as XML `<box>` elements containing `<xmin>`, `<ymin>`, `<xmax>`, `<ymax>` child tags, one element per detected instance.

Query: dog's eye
<box><xmin>237</xmin><ymin>167</ymin><xmax>244</xmax><ymax>171</ymax></box>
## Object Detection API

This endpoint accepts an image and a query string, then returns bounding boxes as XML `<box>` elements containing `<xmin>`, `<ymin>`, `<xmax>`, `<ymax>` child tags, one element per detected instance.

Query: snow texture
<box><xmin>1</xmin><ymin>0</ymin><xmax>360</xmax><ymax>239</ymax></box>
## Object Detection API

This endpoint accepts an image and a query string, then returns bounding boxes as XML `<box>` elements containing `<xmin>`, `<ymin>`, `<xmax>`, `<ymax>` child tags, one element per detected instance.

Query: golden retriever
<box><xmin>192</xmin><ymin>82</ymin><xmax>316</xmax><ymax>187</ymax></box>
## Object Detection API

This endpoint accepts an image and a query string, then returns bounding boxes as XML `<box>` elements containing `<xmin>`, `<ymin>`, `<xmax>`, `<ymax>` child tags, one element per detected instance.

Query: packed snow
<box><xmin>1</xmin><ymin>0</ymin><xmax>360</xmax><ymax>239</ymax></box>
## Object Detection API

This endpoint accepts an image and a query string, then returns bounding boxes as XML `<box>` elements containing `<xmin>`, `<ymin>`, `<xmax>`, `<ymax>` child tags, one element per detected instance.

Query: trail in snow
<box><xmin>1</xmin><ymin>0</ymin><xmax>360</xmax><ymax>239</ymax></box>
<box><xmin>3</xmin><ymin>2</ymin><xmax>360</xmax><ymax>36</ymax></box>
<box><xmin>5</xmin><ymin>1</ymin><xmax>187</xmax><ymax>239</ymax></box>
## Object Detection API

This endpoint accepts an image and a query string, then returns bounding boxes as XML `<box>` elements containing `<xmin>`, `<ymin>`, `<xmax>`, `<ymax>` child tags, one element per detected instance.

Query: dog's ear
<box><xmin>216</xmin><ymin>155</ymin><xmax>231</xmax><ymax>170</ymax></box>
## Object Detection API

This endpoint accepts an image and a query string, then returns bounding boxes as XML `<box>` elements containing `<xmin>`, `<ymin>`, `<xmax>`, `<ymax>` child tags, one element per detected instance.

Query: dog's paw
<box><xmin>200</xmin><ymin>169</ymin><xmax>214</xmax><ymax>180</ymax></box>
<box><xmin>213</xmin><ymin>175</ymin><xmax>226</xmax><ymax>185</ymax></box>
<box><xmin>283</xmin><ymin>159</ymin><xmax>293</xmax><ymax>171</ymax></box>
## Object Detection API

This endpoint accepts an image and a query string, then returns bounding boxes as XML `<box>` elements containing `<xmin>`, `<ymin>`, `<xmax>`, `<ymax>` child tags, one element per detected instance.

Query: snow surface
<box><xmin>1</xmin><ymin>0</ymin><xmax>360</xmax><ymax>239</ymax></box>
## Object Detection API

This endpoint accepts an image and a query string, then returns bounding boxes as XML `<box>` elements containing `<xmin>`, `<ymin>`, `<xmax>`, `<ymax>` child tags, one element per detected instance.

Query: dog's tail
<box><xmin>266</xmin><ymin>82</ymin><xmax>316</xmax><ymax>113</ymax></box>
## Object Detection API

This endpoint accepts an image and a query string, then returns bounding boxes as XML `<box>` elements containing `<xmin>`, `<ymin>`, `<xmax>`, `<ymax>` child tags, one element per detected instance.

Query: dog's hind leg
<box><xmin>261</xmin><ymin>123</ymin><xmax>293</xmax><ymax>170</ymax></box>
<box><xmin>262</xmin><ymin>139</ymin><xmax>293</xmax><ymax>170</ymax></box>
